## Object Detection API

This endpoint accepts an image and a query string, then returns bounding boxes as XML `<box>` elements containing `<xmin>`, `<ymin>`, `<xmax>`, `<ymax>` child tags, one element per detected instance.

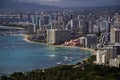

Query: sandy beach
<box><xmin>23</xmin><ymin>34</ymin><xmax>97</xmax><ymax>55</ymax></box>
<box><xmin>52</xmin><ymin>45</ymin><xmax>97</xmax><ymax>55</ymax></box>
<box><xmin>23</xmin><ymin>34</ymin><xmax>34</xmax><ymax>43</ymax></box>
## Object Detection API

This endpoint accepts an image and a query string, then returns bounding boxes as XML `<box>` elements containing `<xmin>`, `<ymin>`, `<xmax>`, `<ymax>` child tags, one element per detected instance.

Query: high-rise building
<box><xmin>100</xmin><ymin>20</ymin><xmax>109</xmax><ymax>32</ymax></box>
<box><xmin>51</xmin><ymin>21</ymin><xmax>62</xmax><ymax>29</ymax></box>
<box><xmin>31</xmin><ymin>15</ymin><xmax>36</xmax><ymax>25</ymax></box>
<box><xmin>113</xmin><ymin>21</ymin><xmax>120</xmax><ymax>28</ymax></box>
<box><xmin>88</xmin><ymin>21</ymin><xmax>93</xmax><ymax>33</ymax></box>
<box><xmin>39</xmin><ymin>19</ymin><xmax>45</xmax><ymax>26</ymax></box>
<box><xmin>36</xmin><ymin>16</ymin><xmax>40</xmax><ymax>26</ymax></box>
<box><xmin>110</xmin><ymin>27</ymin><xmax>120</xmax><ymax>43</ymax></box>
<box><xmin>47</xmin><ymin>29</ymin><xmax>71</xmax><ymax>44</ymax></box>
<box><xmin>109</xmin><ymin>55</ymin><xmax>120</xmax><ymax>67</ymax></box>
<box><xmin>113</xmin><ymin>13</ymin><xmax>120</xmax><ymax>22</ymax></box>
<box><xmin>93</xmin><ymin>25</ymin><xmax>99</xmax><ymax>33</ymax></box>
<box><xmin>79</xmin><ymin>37</ymin><xmax>87</xmax><ymax>48</ymax></box>
<box><xmin>77</xmin><ymin>20</ymin><xmax>88</xmax><ymax>34</ymax></box>
<box><xmin>28</xmin><ymin>24</ymin><xmax>35</xmax><ymax>34</ymax></box>
<box><xmin>113</xmin><ymin>43</ymin><xmax>120</xmax><ymax>55</ymax></box>
<box><xmin>39</xmin><ymin>15</ymin><xmax>50</xmax><ymax>29</ymax></box>
<box><xmin>27</xmin><ymin>14</ymin><xmax>31</xmax><ymax>22</ymax></box>
<box><xmin>33</xmin><ymin>24</ymin><xmax>37</xmax><ymax>33</ymax></box>
<box><xmin>86</xmin><ymin>34</ymin><xmax>98</xmax><ymax>49</ymax></box>
<box><xmin>100</xmin><ymin>33</ymin><xmax>110</xmax><ymax>45</ymax></box>
<box><xmin>96</xmin><ymin>46</ymin><xmax>117</xmax><ymax>64</ymax></box>
<box><xmin>70</xmin><ymin>19</ymin><xmax>78</xmax><ymax>29</ymax></box>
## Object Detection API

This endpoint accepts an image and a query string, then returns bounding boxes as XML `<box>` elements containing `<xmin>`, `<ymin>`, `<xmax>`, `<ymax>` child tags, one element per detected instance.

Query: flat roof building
<box><xmin>86</xmin><ymin>34</ymin><xmax>98</xmax><ymax>49</ymax></box>
<box><xmin>110</xmin><ymin>27</ymin><xmax>120</xmax><ymax>44</ymax></box>
<box><xmin>47</xmin><ymin>29</ymin><xmax>71</xmax><ymax>44</ymax></box>
<box><xmin>96</xmin><ymin>46</ymin><xmax>117</xmax><ymax>64</ymax></box>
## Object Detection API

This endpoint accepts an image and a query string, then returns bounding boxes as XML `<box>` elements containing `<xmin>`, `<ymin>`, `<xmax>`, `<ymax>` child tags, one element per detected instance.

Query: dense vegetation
<box><xmin>1</xmin><ymin>55</ymin><xmax>120</xmax><ymax>80</ymax></box>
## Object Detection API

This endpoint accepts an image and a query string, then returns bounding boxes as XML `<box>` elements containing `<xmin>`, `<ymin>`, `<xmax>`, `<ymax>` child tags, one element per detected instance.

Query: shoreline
<box><xmin>52</xmin><ymin>45</ymin><xmax>96</xmax><ymax>55</ymax></box>
<box><xmin>23</xmin><ymin>34</ymin><xmax>35</xmax><ymax>43</ymax></box>
<box><xmin>23</xmin><ymin>34</ymin><xmax>97</xmax><ymax>55</ymax></box>
<box><xmin>0</xmin><ymin>34</ymin><xmax>96</xmax><ymax>75</ymax></box>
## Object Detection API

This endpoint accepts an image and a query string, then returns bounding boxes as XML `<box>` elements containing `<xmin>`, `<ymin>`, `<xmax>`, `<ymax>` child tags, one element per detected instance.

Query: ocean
<box><xmin>0</xmin><ymin>35</ymin><xmax>92</xmax><ymax>74</ymax></box>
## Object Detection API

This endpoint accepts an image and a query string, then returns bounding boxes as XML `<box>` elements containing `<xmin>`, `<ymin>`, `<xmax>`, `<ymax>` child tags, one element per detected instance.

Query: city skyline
<box><xmin>0</xmin><ymin>0</ymin><xmax>120</xmax><ymax>78</ymax></box>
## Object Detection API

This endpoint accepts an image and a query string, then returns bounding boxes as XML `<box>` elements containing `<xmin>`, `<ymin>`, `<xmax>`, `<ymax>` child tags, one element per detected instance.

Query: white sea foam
<box><xmin>48</xmin><ymin>54</ymin><xmax>55</xmax><ymax>57</ymax></box>
<box><xmin>57</xmin><ymin>62</ymin><xmax>61</xmax><ymax>65</ymax></box>
<box><xmin>64</xmin><ymin>56</ymin><xmax>68</xmax><ymax>61</ymax></box>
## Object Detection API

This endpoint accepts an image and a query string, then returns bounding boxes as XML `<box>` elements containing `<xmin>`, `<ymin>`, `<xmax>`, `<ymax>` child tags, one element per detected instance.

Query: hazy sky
<box><xmin>16</xmin><ymin>0</ymin><xmax>120</xmax><ymax>7</ymax></box>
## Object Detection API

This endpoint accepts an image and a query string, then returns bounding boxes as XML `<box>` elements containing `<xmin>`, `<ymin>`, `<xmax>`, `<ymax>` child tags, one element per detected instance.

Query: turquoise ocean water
<box><xmin>0</xmin><ymin>35</ymin><xmax>92</xmax><ymax>74</ymax></box>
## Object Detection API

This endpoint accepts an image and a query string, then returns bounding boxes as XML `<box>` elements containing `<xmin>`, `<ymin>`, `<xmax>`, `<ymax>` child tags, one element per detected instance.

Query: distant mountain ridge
<box><xmin>0</xmin><ymin>0</ymin><xmax>120</xmax><ymax>13</ymax></box>
<box><xmin>0</xmin><ymin>0</ymin><xmax>59</xmax><ymax>12</ymax></box>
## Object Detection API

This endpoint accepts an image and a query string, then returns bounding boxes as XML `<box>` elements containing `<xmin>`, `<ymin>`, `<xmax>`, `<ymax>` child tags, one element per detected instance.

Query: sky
<box><xmin>15</xmin><ymin>0</ymin><xmax>120</xmax><ymax>7</ymax></box>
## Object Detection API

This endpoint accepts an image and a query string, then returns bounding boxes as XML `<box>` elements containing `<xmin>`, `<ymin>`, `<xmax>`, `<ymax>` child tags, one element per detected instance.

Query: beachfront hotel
<box><xmin>47</xmin><ymin>29</ymin><xmax>71</xmax><ymax>44</ymax></box>
<box><xmin>96</xmin><ymin>46</ymin><xmax>117</xmax><ymax>64</ymax></box>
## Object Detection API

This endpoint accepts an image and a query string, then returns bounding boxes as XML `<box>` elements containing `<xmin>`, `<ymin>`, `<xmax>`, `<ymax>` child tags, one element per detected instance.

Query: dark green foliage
<box><xmin>86</xmin><ymin>55</ymin><xmax>96</xmax><ymax>64</ymax></box>
<box><xmin>1</xmin><ymin>56</ymin><xmax>120</xmax><ymax>80</ymax></box>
